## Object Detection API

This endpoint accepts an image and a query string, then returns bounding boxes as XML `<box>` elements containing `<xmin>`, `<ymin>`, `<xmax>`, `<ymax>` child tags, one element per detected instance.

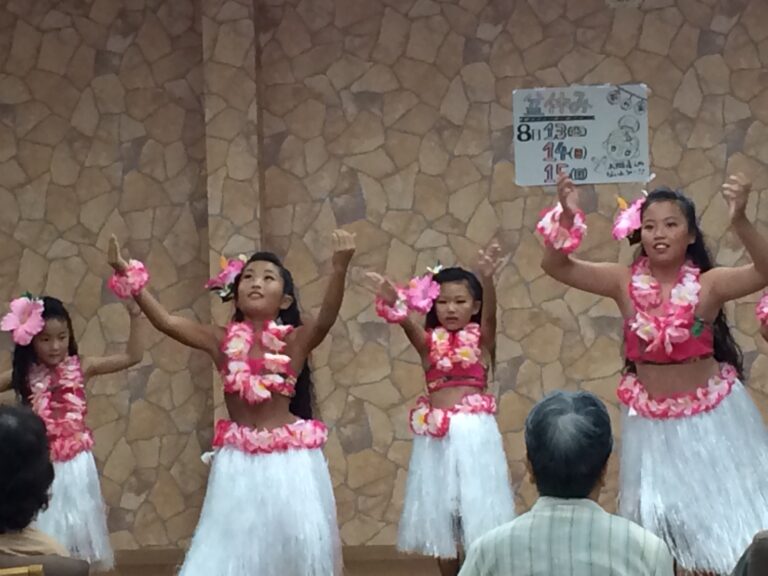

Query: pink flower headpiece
<box><xmin>1</xmin><ymin>293</ymin><xmax>45</xmax><ymax>346</ymax></box>
<box><xmin>206</xmin><ymin>254</ymin><xmax>248</xmax><ymax>301</ymax></box>
<box><xmin>613</xmin><ymin>175</ymin><xmax>654</xmax><ymax>244</ymax></box>
<box><xmin>406</xmin><ymin>264</ymin><xmax>442</xmax><ymax>314</ymax></box>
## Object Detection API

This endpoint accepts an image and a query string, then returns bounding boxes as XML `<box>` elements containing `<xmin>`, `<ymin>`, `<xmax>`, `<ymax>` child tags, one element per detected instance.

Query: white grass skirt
<box><xmin>35</xmin><ymin>450</ymin><xmax>113</xmax><ymax>570</ymax></box>
<box><xmin>179</xmin><ymin>444</ymin><xmax>341</xmax><ymax>576</ymax></box>
<box><xmin>620</xmin><ymin>381</ymin><xmax>768</xmax><ymax>574</ymax></box>
<box><xmin>397</xmin><ymin>412</ymin><xmax>516</xmax><ymax>558</ymax></box>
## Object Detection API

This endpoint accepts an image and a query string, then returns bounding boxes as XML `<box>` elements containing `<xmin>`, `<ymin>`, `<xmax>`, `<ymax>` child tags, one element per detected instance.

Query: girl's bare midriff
<box><xmin>224</xmin><ymin>394</ymin><xmax>299</xmax><ymax>429</ymax></box>
<box><xmin>429</xmin><ymin>385</ymin><xmax>486</xmax><ymax>410</ymax></box>
<box><xmin>635</xmin><ymin>356</ymin><xmax>720</xmax><ymax>398</ymax></box>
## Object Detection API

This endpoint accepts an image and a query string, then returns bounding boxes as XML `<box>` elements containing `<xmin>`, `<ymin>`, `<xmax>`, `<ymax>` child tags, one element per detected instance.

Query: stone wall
<box><xmin>258</xmin><ymin>0</ymin><xmax>768</xmax><ymax>547</ymax></box>
<box><xmin>3</xmin><ymin>0</ymin><xmax>768</xmax><ymax>556</ymax></box>
<box><xmin>0</xmin><ymin>0</ymin><xmax>212</xmax><ymax>550</ymax></box>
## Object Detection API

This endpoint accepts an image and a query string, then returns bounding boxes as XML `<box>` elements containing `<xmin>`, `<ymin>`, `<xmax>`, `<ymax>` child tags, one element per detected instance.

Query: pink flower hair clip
<box><xmin>405</xmin><ymin>265</ymin><xmax>442</xmax><ymax>314</ymax></box>
<box><xmin>613</xmin><ymin>174</ymin><xmax>654</xmax><ymax>244</ymax></box>
<box><xmin>1</xmin><ymin>293</ymin><xmax>45</xmax><ymax>346</ymax></box>
<box><xmin>756</xmin><ymin>292</ymin><xmax>768</xmax><ymax>326</ymax></box>
<box><xmin>205</xmin><ymin>254</ymin><xmax>248</xmax><ymax>301</ymax></box>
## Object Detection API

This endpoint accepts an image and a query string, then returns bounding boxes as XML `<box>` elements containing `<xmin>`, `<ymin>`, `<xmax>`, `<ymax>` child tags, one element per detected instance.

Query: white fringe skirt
<box><xmin>35</xmin><ymin>450</ymin><xmax>114</xmax><ymax>570</ymax></box>
<box><xmin>179</xmin><ymin>419</ymin><xmax>341</xmax><ymax>576</ymax></box>
<box><xmin>620</xmin><ymin>379</ymin><xmax>768</xmax><ymax>574</ymax></box>
<box><xmin>397</xmin><ymin>407</ymin><xmax>516</xmax><ymax>558</ymax></box>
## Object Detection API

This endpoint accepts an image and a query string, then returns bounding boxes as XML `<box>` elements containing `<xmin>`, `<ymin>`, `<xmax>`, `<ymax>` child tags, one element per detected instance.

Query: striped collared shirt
<box><xmin>459</xmin><ymin>497</ymin><xmax>674</xmax><ymax>576</ymax></box>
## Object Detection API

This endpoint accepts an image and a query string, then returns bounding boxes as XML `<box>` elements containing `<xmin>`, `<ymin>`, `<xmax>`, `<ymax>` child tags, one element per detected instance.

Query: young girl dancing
<box><xmin>368</xmin><ymin>243</ymin><xmax>515</xmax><ymax>576</ymax></box>
<box><xmin>539</xmin><ymin>172</ymin><xmax>768</xmax><ymax>575</ymax></box>
<box><xmin>0</xmin><ymin>294</ymin><xmax>144</xmax><ymax>570</ymax></box>
<box><xmin>107</xmin><ymin>231</ymin><xmax>355</xmax><ymax>576</ymax></box>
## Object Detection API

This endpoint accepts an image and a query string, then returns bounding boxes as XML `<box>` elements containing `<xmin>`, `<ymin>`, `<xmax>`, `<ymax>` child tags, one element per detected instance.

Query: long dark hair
<box><xmin>11</xmin><ymin>296</ymin><xmax>78</xmax><ymax>405</ymax></box>
<box><xmin>232</xmin><ymin>252</ymin><xmax>315</xmax><ymax>419</ymax></box>
<box><xmin>627</xmin><ymin>187</ymin><xmax>744</xmax><ymax>378</ymax></box>
<box><xmin>424</xmin><ymin>267</ymin><xmax>484</xmax><ymax>330</ymax></box>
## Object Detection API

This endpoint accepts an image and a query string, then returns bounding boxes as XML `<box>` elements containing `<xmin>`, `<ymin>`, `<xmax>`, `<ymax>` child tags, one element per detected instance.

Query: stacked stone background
<box><xmin>1</xmin><ymin>0</ymin><xmax>768</xmax><ymax>551</ymax></box>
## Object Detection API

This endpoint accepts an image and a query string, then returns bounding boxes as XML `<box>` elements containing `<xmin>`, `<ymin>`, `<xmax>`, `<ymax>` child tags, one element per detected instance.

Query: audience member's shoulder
<box><xmin>614</xmin><ymin>512</ymin><xmax>668</xmax><ymax>551</ymax></box>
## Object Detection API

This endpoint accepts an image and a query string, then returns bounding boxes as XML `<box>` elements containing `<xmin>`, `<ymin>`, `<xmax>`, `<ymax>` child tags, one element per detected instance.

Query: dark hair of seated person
<box><xmin>0</xmin><ymin>405</ymin><xmax>89</xmax><ymax>576</ymax></box>
<box><xmin>0</xmin><ymin>404</ymin><xmax>54</xmax><ymax>534</ymax></box>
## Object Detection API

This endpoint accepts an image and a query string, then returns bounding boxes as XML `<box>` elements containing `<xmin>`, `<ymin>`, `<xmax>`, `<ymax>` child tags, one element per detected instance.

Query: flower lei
<box><xmin>409</xmin><ymin>393</ymin><xmax>496</xmax><ymax>437</ymax></box>
<box><xmin>375</xmin><ymin>266</ymin><xmax>442</xmax><ymax>323</ymax></box>
<box><xmin>221</xmin><ymin>320</ymin><xmax>296</xmax><ymax>404</ymax></box>
<box><xmin>617</xmin><ymin>363</ymin><xmax>736</xmax><ymax>420</ymax></box>
<box><xmin>429</xmin><ymin>322</ymin><xmax>482</xmax><ymax>373</ymax></box>
<box><xmin>629</xmin><ymin>258</ymin><xmax>701</xmax><ymax>355</ymax></box>
<box><xmin>1</xmin><ymin>293</ymin><xmax>45</xmax><ymax>345</ymax></box>
<box><xmin>757</xmin><ymin>292</ymin><xmax>768</xmax><ymax>325</ymax></box>
<box><xmin>213</xmin><ymin>418</ymin><xmax>328</xmax><ymax>454</ymax></box>
<box><xmin>535</xmin><ymin>203</ymin><xmax>587</xmax><ymax>254</ymax></box>
<box><xmin>206</xmin><ymin>254</ymin><xmax>248</xmax><ymax>301</ymax></box>
<box><xmin>28</xmin><ymin>356</ymin><xmax>94</xmax><ymax>462</ymax></box>
<box><xmin>108</xmin><ymin>260</ymin><xmax>150</xmax><ymax>299</ymax></box>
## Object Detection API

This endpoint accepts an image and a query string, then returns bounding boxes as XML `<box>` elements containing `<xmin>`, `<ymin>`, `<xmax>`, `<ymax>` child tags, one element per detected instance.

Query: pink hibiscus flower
<box><xmin>1</xmin><ymin>296</ymin><xmax>45</xmax><ymax>346</ymax></box>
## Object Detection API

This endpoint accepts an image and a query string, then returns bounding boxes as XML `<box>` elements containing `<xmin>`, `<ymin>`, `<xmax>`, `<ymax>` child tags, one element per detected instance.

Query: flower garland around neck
<box><xmin>28</xmin><ymin>356</ymin><xmax>94</xmax><ymax>462</ymax></box>
<box><xmin>629</xmin><ymin>257</ymin><xmax>702</xmax><ymax>355</ymax></box>
<box><xmin>430</xmin><ymin>322</ymin><xmax>481</xmax><ymax>372</ymax></box>
<box><xmin>222</xmin><ymin>320</ymin><xmax>295</xmax><ymax>404</ymax></box>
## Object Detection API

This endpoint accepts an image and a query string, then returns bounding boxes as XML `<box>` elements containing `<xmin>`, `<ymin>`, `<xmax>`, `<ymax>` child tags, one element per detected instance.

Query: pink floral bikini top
<box><xmin>424</xmin><ymin>323</ymin><xmax>486</xmax><ymax>393</ymax></box>
<box><xmin>624</xmin><ymin>258</ymin><xmax>714</xmax><ymax>365</ymax></box>
<box><xmin>220</xmin><ymin>321</ymin><xmax>297</xmax><ymax>404</ymax></box>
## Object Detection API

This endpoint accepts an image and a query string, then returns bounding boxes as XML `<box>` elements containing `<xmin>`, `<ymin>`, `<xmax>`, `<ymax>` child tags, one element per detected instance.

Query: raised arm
<box><xmin>295</xmin><ymin>230</ymin><xmax>356</xmax><ymax>354</ymax></box>
<box><xmin>82</xmin><ymin>302</ymin><xmax>144</xmax><ymax>379</ymax></box>
<box><xmin>707</xmin><ymin>173</ymin><xmax>768</xmax><ymax>304</ymax></box>
<box><xmin>540</xmin><ymin>173</ymin><xmax>626</xmax><ymax>301</ymax></box>
<box><xmin>365</xmin><ymin>272</ymin><xmax>429</xmax><ymax>359</ymax></box>
<box><xmin>475</xmin><ymin>242</ymin><xmax>504</xmax><ymax>352</ymax></box>
<box><xmin>107</xmin><ymin>236</ymin><xmax>222</xmax><ymax>361</ymax></box>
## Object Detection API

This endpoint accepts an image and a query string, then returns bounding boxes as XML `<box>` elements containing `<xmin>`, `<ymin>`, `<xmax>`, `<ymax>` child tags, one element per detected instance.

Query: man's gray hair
<box><xmin>525</xmin><ymin>390</ymin><xmax>613</xmax><ymax>499</ymax></box>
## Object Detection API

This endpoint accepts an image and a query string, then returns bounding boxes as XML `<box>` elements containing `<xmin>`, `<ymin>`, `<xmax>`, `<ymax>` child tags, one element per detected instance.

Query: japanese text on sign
<box><xmin>512</xmin><ymin>84</ymin><xmax>650</xmax><ymax>186</ymax></box>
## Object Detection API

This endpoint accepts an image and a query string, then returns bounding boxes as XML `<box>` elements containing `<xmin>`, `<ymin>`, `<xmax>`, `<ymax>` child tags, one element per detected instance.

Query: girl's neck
<box><xmin>647</xmin><ymin>258</ymin><xmax>685</xmax><ymax>285</ymax></box>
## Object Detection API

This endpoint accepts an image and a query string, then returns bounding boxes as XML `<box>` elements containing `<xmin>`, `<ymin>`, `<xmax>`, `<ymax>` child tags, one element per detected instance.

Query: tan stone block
<box><xmin>7</xmin><ymin>19</ymin><xmax>41</xmax><ymax>76</ymax></box>
<box><xmin>275</xmin><ymin>8</ymin><xmax>311</xmax><ymax>59</ymax></box>
<box><xmin>409</xmin><ymin>0</ymin><xmax>440</xmax><ymax>17</ymax></box>
<box><xmin>134</xmin><ymin>503</ymin><xmax>170</xmax><ymax>546</ymax></box>
<box><xmin>724</xmin><ymin>25</ymin><xmax>761</xmax><ymax>70</ymax></box>
<box><xmin>372</xmin><ymin>8</ymin><xmax>409</xmax><ymax>66</ymax></box>
<box><xmin>687</xmin><ymin>96</ymin><xmax>724</xmax><ymax>149</ymax></box>
<box><xmin>381</xmin><ymin>210</ymin><xmax>426</xmax><ymax>246</ymax></box>
<box><xmin>165</xmin><ymin>508</ymin><xmax>199</xmax><ymax>545</ymax></box>
<box><xmin>170</xmin><ymin>434</ymin><xmax>209</xmax><ymax>495</ymax></box>
<box><xmin>148</xmin><ymin>468</ymin><xmax>186</xmax><ymax>520</ymax></box>
<box><xmin>743</xmin><ymin>0</ymin><xmax>768</xmax><ymax>43</ymax></box>
<box><xmin>351</xmin><ymin>379</ymin><xmax>402</xmax><ymax>409</ymax></box>
<box><xmin>569</xmin><ymin>336</ymin><xmax>623</xmax><ymax>380</ymax></box>
<box><xmin>557</xmin><ymin>47</ymin><xmax>604</xmax><ymax>84</ymax></box>
<box><xmin>145</xmin><ymin>102</ymin><xmax>185</xmax><ymax>145</ymax></box>
<box><xmin>651</xmin><ymin>123</ymin><xmax>683</xmax><ymax>169</ymax></box>
<box><xmin>296</xmin><ymin>0</ymin><xmax>334</xmax><ymax>31</ymax></box>
<box><xmin>36</xmin><ymin>28</ymin><xmax>79</xmax><ymax>74</ymax></box>
<box><xmin>70</xmin><ymin>88</ymin><xmax>99</xmax><ymax>137</ymax></box>
<box><xmin>137</xmin><ymin>13</ymin><xmax>172</xmax><ymax>63</ymax></box>
<box><xmin>384</xmin><ymin>130</ymin><xmax>420</xmax><ymax>170</ymax></box>
<box><xmin>392</xmin><ymin>102</ymin><xmax>440</xmax><ymax>135</ymax></box>
<box><xmin>406</xmin><ymin>15</ymin><xmax>449</xmax><ymax>64</ymax></box>
<box><xmin>328</xmin><ymin>111</ymin><xmax>384</xmax><ymax>155</ymax></box>
<box><xmin>103</xmin><ymin>437</ymin><xmax>136</xmax><ymax>483</ymax></box>
<box><xmin>304</xmin><ymin>158</ymin><xmax>340</xmax><ymax>199</ymax></box>
<box><xmin>381</xmin><ymin>91</ymin><xmax>416</xmax><ymax>127</ymax></box>
<box><xmin>393</xmin><ymin>57</ymin><xmax>449</xmax><ymax>108</ymax></box>
<box><xmin>285</xmin><ymin>99</ymin><xmax>326</xmax><ymax>140</ymax></box>
<box><xmin>0</xmin><ymin>73</ymin><xmax>29</xmax><ymax>105</ymax></box>
<box><xmin>92</xmin><ymin>73</ymin><xmax>126</xmax><ymax>114</ymax></box>
<box><xmin>350</xmin><ymin>64</ymin><xmax>399</xmax><ymax>94</ymax></box>
<box><xmin>448</xmin><ymin>180</ymin><xmax>485</xmax><ymax>223</ymax></box>
<box><xmin>347</xmin><ymin>449</ymin><xmax>397</xmax><ymax>490</ymax></box>
<box><xmin>694</xmin><ymin>54</ymin><xmax>731</xmax><ymax>95</ymax></box>
<box><xmin>326</xmin><ymin>54</ymin><xmax>370</xmax><ymax>91</ymax></box>
<box><xmin>413</xmin><ymin>173</ymin><xmax>447</xmax><ymax>221</ymax></box>
<box><xmin>637</xmin><ymin>8</ymin><xmax>682</xmax><ymax>56</ymax></box>
<box><xmin>725</xmin><ymin>95</ymin><xmax>752</xmax><ymax>124</ymax></box>
<box><xmin>454</xmin><ymin>103</ymin><xmax>489</xmax><ymax>156</ymax></box>
<box><xmin>459</xmin><ymin>62</ymin><xmax>495</xmax><ymax>104</ymax></box>
<box><xmin>672</xmin><ymin>68</ymin><xmax>702</xmax><ymax>119</ymax></box>
<box><xmin>292</xmin><ymin>42</ymin><xmax>343</xmax><ymax>80</ymax></box>
<box><xmin>344</xmin><ymin>149</ymin><xmax>396</xmax><ymax>179</ymax></box>
<box><xmin>497</xmin><ymin>391</ymin><xmax>535</xmax><ymax>434</ymax></box>
<box><xmin>466</xmin><ymin>199</ymin><xmax>498</xmax><ymax>247</ymax></box>
<box><xmin>581</xmin><ymin>56</ymin><xmax>632</xmax><ymax>85</ymax></box>
<box><xmin>744</xmin><ymin>121</ymin><xmax>768</xmax><ymax>165</ymax></box>
<box><xmin>127</xmin><ymin>398</ymin><xmax>178</xmax><ymax>441</ymax></box>
<box><xmin>304</xmin><ymin>137</ymin><xmax>328</xmax><ymax>176</ymax></box>
<box><xmin>383</xmin><ymin>163</ymin><xmax>417</xmax><ymax>209</ymax></box>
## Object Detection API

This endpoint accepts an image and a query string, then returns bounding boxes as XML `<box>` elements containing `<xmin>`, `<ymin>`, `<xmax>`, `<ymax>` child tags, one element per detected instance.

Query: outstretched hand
<box><xmin>721</xmin><ymin>172</ymin><xmax>751</xmax><ymax>223</ymax></box>
<box><xmin>476</xmin><ymin>240</ymin><xmax>505</xmax><ymax>279</ymax></box>
<box><xmin>107</xmin><ymin>235</ymin><xmax>128</xmax><ymax>274</ymax></box>
<box><xmin>331</xmin><ymin>229</ymin><xmax>356</xmax><ymax>271</ymax></box>
<box><xmin>364</xmin><ymin>272</ymin><xmax>399</xmax><ymax>306</ymax></box>
<box><xmin>556</xmin><ymin>171</ymin><xmax>579</xmax><ymax>216</ymax></box>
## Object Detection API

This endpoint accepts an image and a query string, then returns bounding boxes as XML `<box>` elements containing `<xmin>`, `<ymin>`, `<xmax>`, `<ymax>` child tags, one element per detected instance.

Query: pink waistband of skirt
<box><xmin>50</xmin><ymin>430</ymin><xmax>94</xmax><ymax>462</ymax></box>
<box><xmin>409</xmin><ymin>393</ymin><xmax>496</xmax><ymax>438</ymax></box>
<box><xmin>617</xmin><ymin>363</ymin><xmax>737</xmax><ymax>420</ymax></box>
<box><xmin>213</xmin><ymin>418</ymin><xmax>328</xmax><ymax>454</ymax></box>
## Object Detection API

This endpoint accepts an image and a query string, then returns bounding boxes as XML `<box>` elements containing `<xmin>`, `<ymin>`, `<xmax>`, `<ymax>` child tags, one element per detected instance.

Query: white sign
<box><xmin>512</xmin><ymin>84</ymin><xmax>650</xmax><ymax>186</ymax></box>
